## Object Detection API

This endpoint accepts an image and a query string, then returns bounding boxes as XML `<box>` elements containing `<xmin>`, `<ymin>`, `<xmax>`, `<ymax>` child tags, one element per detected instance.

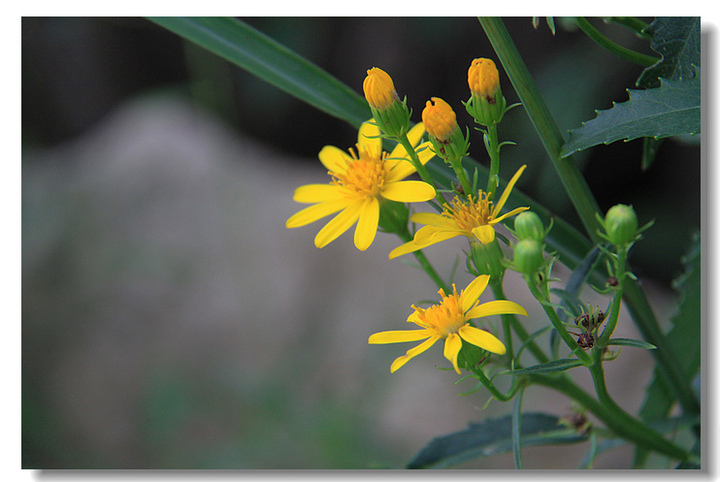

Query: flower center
<box><xmin>412</xmin><ymin>285</ymin><xmax>472</xmax><ymax>337</ymax></box>
<box><xmin>444</xmin><ymin>195</ymin><xmax>492</xmax><ymax>232</ymax></box>
<box><xmin>331</xmin><ymin>145</ymin><xmax>386</xmax><ymax>198</ymax></box>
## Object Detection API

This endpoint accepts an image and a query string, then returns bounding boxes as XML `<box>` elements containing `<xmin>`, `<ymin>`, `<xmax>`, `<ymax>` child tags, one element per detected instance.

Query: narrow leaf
<box><xmin>501</xmin><ymin>359</ymin><xmax>585</xmax><ymax>376</ymax></box>
<box><xmin>407</xmin><ymin>413</ymin><xmax>587</xmax><ymax>469</ymax></box>
<box><xmin>148</xmin><ymin>17</ymin><xmax>370</xmax><ymax>128</ymax></box>
<box><xmin>607</xmin><ymin>338</ymin><xmax>657</xmax><ymax>350</ymax></box>
<box><xmin>512</xmin><ymin>387</ymin><xmax>525</xmax><ymax>469</ymax></box>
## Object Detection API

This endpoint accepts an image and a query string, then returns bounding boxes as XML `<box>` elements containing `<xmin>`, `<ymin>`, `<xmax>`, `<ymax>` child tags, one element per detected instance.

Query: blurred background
<box><xmin>22</xmin><ymin>17</ymin><xmax>700</xmax><ymax>469</ymax></box>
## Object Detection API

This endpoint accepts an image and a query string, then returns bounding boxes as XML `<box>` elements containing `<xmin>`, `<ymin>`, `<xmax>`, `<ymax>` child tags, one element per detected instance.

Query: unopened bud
<box><xmin>514</xmin><ymin>211</ymin><xmax>545</xmax><ymax>243</ymax></box>
<box><xmin>513</xmin><ymin>238</ymin><xmax>544</xmax><ymax>275</ymax></box>
<box><xmin>465</xmin><ymin>58</ymin><xmax>507</xmax><ymax>126</ymax></box>
<box><xmin>602</xmin><ymin>204</ymin><xmax>639</xmax><ymax>247</ymax></box>
<box><xmin>363</xmin><ymin>67</ymin><xmax>411</xmax><ymax>138</ymax></box>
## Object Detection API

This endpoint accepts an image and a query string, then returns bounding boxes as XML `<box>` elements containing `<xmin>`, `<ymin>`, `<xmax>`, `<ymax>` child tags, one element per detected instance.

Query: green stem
<box><xmin>472</xmin><ymin>365</ymin><xmax>525</xmax><ymax>402</ymax></box>
<box><xmin>488</xmin><ymin>278</ymin><xmax>514</xmax><ymax>362</ymax></box>
<box><xmin>572</xmin><ymin>17</ymin><xmax>658</xmax><ymax>67</ymax></box>
<box><xmin>478</xmin><ymin>17</ymin><xmax>602</xmax><ymax>242</ymax></box>
<box><xmin>598</xmin><ymin>246</ymin><xmax>627</xmax><ymax>347</ymax></box>
<box><xmin>531</xmin><ymin>374</ymin><xmax>694</xmax><ymax>462</ymax></box>
<box><xmin>479</xmin><ymin>16</ymin><xmax>699</xmax><ymax>419</ymax></box>
<box><xmin>485</xmin><ymin>123</ymin><xmax>501</xmax><ymax>199</ymax></box>
<box><xmin>524</xmin><ymin>274</ymin><xmax>593</xmax><ymax>366</ymax></box>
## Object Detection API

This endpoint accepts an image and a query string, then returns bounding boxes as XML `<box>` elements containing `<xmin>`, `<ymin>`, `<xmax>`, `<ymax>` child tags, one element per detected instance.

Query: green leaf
<box><xmin>147</xmin><ymin>17</ymin><xmax>370</xmax><ymax>128</ymax></box>
<box><xmin>501</xmin><ymin>359</ymin><xmax>585</xmax><ymax>376</ymax></box>
<box><xmin>561</xmin><ymin>77</ymin><xmax>700</xmax><ymax>157</ymax></box>
<box><xmin>638</xmin><ymin>17</ymin><xmax>701</xmax><ymax>88</ymax></box>
<box><xmin>407</xmin><ymin>413</ymin><xmax>587</xmax><ymax>469</ymax></box>
<box><xmin>634</xmin><ymin>233</ymin><xmax>701</xmax><ymax>466</ymax></box>
<box><xmin>607</xmin><ymin>338</ymin><xmax>657</xmax><ymax>350</ymax></box>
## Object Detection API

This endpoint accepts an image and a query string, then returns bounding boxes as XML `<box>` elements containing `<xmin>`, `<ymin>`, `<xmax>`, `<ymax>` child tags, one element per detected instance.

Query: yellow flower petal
<box><xmin>286</xmin><ymin>198</ymin><xmax>351</xmax><ymax>228</ymax></box>
<box><xmin>458</xmin><ymin>325</ymin><xmax>506</xmax><ymax>355</ymax></box>
<box><xmin>292</xmin><ymin>184</ymin><xmax>344</xmax><ymax>204</ymax></box>
<box><xmin>492</xmin><ymin>164</ymin><xmax>526</xmax><ymax>218</ymax></box>
<box><xmin>411</xmin><ymin>212</ymin><xmax>455</xmax><ymax>228</ymax></box>
<box><xmin>460</xmin><ymin>275</ymin><xmax>490</xmax><ymax>313</ymax></box>
<box><xmin>318</xmin><ymin>145</ymin><xmax>351</xmax><ymax>173</ymax></box>
<box><xmin>471</xmin><ymin>225</ymin><xmax>496</xmax><ymax>244</ymax></box>
<box><xmin>368</xmin><ymin>329</ymin><xmax>432</xmax><ymax>344</ymax></box>
<box><xmin>388</xmin><ymin>240</ymin><xmax>421</xmax><ymax>259</ymax></box>
<box><xmin>491</xmin><ymin>206</ymin><xmax>530</xmax><ymax>225</ymax></box>
<box><xmin>354</xmin><ymin>197</ymin><xmax>380</xmax><ymax>251</ymax></box>
<box><xmin>381</xmin><ymin>180</ymin><xmax>436</xmax><ymax>203</ymax></box>
<box><xmin>390</xmin><ymin>336</ymin><xmax>440</xmax><ymax>373</ymax></box>
<box><xmin>314</xmin><ymin>199</ymin><xmax>364</xmax><ymax>248</ymax></box>
<box><xmin>443</xmin><ymin>333</ymin><xmax>463</xmax><ymax>374</ymax></box>
<box><xmin>358</xmin><ymin>120</ymin><xmax>382</xmax><ymax>157</ymax></box>
<box><xmin>466</xmin><ymin>300</ymin><xmax>528</xmax><ymax>320</ymax></box>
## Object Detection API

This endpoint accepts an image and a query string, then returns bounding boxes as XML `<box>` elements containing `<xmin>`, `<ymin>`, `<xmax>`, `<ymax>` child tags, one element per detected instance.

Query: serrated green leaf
<box><xmin>638</xmin><ymin>17</ymin><xmax>700</xmax><ymax>88</ymax></box>
<box><xmin>501</xmin><ymin>359</ymin><xmax>585</xmax><ymax>376</ymax></box>
<box><xmin>407</xmin><ymin>413</ymin><xmax>587</xmax><ymax>469</ymax></box>
<box><xmin>561</xmin><ymin>77</ymin><xmax>700</xmax><ymax>157</ymax></box>
<box><xmin>607</xmin><ymin>338</ymin><xmax>657</xmax><ymax>350</ymax></box>
<box><xmin>634</xmin><ymin>233</ymin><xmax>701</xmax><ymax>466</ymax></box>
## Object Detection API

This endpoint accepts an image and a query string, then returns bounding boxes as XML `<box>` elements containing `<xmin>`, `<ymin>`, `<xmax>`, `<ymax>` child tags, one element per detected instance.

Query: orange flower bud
<box><xmin>363</xmin><ymin>67</ymin><xmax>399</xmax><ymax>110</ymax></box>
<box><xmin>422</xmin><ymin>97</ymin><xmax>457</xmax><ymax>142</ymax></box>
<box><xmin>468</xmin><ymin>58</ymin><xmax>500</xmax><ymax>100</ymax></box>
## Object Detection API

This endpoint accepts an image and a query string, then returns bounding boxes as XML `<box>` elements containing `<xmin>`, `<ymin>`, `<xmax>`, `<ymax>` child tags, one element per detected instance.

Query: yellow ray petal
<box><xmin>368</xmin><ymin>329</ymin><xmax>432</xmax><ymax>344</ymax></box>
<box><xmin>461</xmin><ymin>275</ymin><xmax>490</xmax><ymax>313</ymax></box>
<box><xmin>381</xmin><ymin>180</ymin><xmax>436</xmax><ymax>203</ymax></box>
<box><xmin>411</xmin><ymin>212</ymin><xmax>455</xmax><ymax>228</ymax></box>
<box><xmin>388</xmin><ymin>240</ymin><xmax>422</xmax><ymax>260</ymax></box>
<box><xmin>318</xmin><ymin>145</ymin><xmax>351</xmax><ymax>173</ymax></box>
<box><xmin>443</xmin><ymin>333</ymin><xmax>463</xmax><ymax>374</ymax></box>
<box><xmin>466</xmin><ymin>300</ymin><xmax>528</xmax><ymax>320</ymax></box>
<box><xmin>292</xmin><ymin>184</ymin><xmax>344</xmax><ymax>204</ymax></box>
<box><xmin>471</xmin><ymin>225</ymin><xmax>496</xmax><ymax>244</ymax></box>
<box><xmin>458</xmin><ymin>325</ymin><xmax>506</xmax><ymax>355</ymax></box>
<box><xmin>491</xmin><ymin>206</ymin><xmax>530</xmax><ymax>224</ymax></box>
<box><xmin>314</xmin><ymin>199</ymin><xmax>363</xmax><ymax>248</ymax></box>
<box><xmin>354</xmin><ymin>197</ymin><xmax>380</xmax><ymax>251</ymax></box>
<box><xmin>286</xmin><ymin>198</ymin><xmax>351</xmax><ymax>228</ymax></box>
<box><xmin>492</xmin><ymin>164</ymin><xmax>526</xmax><ymax>218</ymax></box>
<box><xmin>358</xmin><ymin>120</ymin><xmax>382</xmax><ymax>157</ymax></box>
<box><xmin>389</xmin><ymin>335</ymin><xmax>440</xmax><ymax>373</ymax></box>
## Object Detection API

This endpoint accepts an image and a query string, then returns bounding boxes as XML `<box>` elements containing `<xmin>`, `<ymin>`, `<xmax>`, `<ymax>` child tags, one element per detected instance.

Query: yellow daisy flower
<box><xmin>368</xmin><ymin>274</ymin><xmax>527</xmax><ymax>373</ymax></box>
<box><xmin>286</xmin><ymin>121</ymin><xmax>436</xmax><ymax>251</ymax></box>
<box><xmin>388</xmin><ymin>165</ymin><xmax>528</xmax><ymax>259</ymax></box>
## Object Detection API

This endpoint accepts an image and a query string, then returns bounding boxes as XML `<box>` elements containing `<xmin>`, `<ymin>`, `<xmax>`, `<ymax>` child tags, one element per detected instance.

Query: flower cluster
<box><xmin>287</xmin><ymin>61</ymin><xmax>529</xmax><ymax>374</ymax></box>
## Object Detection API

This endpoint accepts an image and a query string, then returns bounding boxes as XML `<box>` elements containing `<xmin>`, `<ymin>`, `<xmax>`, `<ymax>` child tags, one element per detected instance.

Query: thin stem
<box><xmin>488</xmin><ymin>279</ymin><xmax>514</xmax><ymax>363</ymax></box>
<box><xmin>479</xmin><ymin>17</ymin><xmax>602</xmax><ymax>242</ymax></box>
<box><xmin>573</xmin><ymin>17</ymin><xmax>658</xmax><ymax>67</ymax></box>
<box><xmin>484</xmin><ymin>124</ymin><xmax>501</xmax><ymax>199</ymax></box>
<box><xmin>472</xmin><ymin>365</ymin><xmax>525</xmax><ymax>402</ymax></box>
<box><xmin>531</xmin><ymin>374</ymin><xmax>694</xmax><ymax>462</ymax></box>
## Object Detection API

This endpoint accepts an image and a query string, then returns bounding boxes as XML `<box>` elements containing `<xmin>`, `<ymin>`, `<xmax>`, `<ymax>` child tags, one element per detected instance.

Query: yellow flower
<box><xmin>368</xmin><ymin>275</ymin><xmax>527</xmax><ymax>373</ymax></box>
<box><xmin>286</xmin><ymin>121</ymin><xmax>436</xmax><ymax>251</ymax></box>
<box><xmin>363</xmin><ymin>67</ymin><xmax>399</xmax><ymax>110</ymax></box>
<box><xmin>422</xmin><ymin>97</ymin><xmax>457</xmax><ymax>142</ymax></box>
<box><xmin>389</xmin><ymin>165</ymin><xmax>528</xmax><ymax>259</ymax></box>
<box><xmin>468</xmin><ymin>58</ymin><xmax>500</xmax><ymax>100</ymax></box>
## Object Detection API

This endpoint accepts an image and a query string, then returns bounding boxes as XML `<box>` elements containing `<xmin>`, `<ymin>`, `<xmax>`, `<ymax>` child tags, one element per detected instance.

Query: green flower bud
<box><xmin>514</xmin><ymin>211</ymin><xmax>545</xmax><ymax>242</ymax></box>
<box><xmin>603</xmin><ymin>204</ymin><xmax>638</xmax><ymax>246</ymax></box>
<box><xmin>513</xmin><ymin>238</ymin><xmax>544</xmax><ymax>275</ymax></box>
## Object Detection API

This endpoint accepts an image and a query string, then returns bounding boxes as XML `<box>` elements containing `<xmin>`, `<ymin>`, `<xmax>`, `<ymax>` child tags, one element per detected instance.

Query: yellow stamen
<box><xmin>330</xmin><ymin>146</ymin><xmax>386</xmax><ymax>198</ymax></box>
